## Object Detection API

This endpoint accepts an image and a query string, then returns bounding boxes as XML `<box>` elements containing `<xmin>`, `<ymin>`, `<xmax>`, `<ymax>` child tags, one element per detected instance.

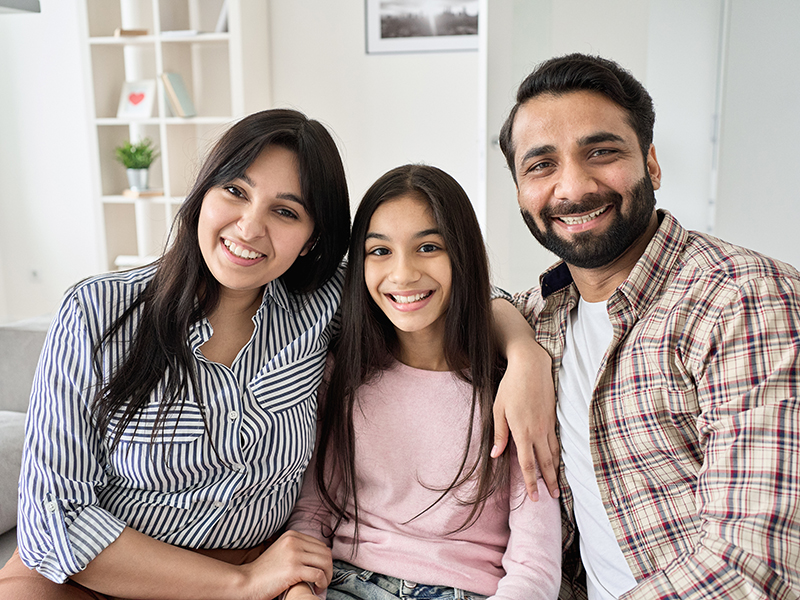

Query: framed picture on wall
<box><xmin>116</xmin><ymin>80</ymin><xmax>157</xmax><ymax>119</ymax></box>
<box><xmin>365</xmin><ymin>0</ymin><xmax>479</xmax><ymax>54</ymax></box>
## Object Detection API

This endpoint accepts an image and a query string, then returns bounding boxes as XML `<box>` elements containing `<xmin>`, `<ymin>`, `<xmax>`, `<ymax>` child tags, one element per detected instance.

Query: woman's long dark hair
<box><xmin>93</xmin><ymin>109</ymin><xmax>350</xmax><ymax>451</ymax></box>
<box><xmin>316</xmin><ymin>164</ymin><xmax>508</xmax><ymax>546</ymax></box>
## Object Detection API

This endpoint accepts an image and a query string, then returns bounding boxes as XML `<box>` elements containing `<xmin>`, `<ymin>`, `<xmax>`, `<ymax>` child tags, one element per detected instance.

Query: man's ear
<box><xmin>647</xmin><ymin>144</ymin><xmax>662</xmax><ymax>191</ymax></box>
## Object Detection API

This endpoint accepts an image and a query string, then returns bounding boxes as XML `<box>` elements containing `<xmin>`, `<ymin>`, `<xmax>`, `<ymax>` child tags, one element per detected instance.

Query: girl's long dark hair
<box><xmin>92</xmin><ymin>109</ymin><xmax>350</xmax><ymax>451</ymax></box>
<box><xmin>316</xmin><ymin>164</ymin><xmax>508</xmax><ymax>546</ymax></box>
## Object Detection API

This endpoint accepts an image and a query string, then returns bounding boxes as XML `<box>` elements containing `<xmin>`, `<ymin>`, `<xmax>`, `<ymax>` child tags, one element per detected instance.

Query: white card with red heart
<box><xmin>116</xmin><ymin>80</ymin><xmax>156</xmax><ymax>119</ymax></box>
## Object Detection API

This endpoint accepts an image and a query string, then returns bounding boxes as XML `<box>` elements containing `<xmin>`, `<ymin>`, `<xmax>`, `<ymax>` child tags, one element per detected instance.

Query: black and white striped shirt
<box><xmin>17</xmin><ymin>264</ymin><xmax>343</xmax><ymax>583</ymax></box>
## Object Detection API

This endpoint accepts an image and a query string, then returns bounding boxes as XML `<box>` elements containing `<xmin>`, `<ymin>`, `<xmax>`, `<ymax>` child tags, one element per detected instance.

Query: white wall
<box><xmin>0</xmin><ymin>0</ymin><xmax>100</xmax><ymax>323</ymax></box>
<box><xmin>715</xmin><ymin>0</ymin><xmax>800</xmax><ymax>268</ymax></box>
<box><xmin>267</xmin><ymin>0</ymin><xmax>480</xmax><ymax>210</ymax></box>
<box><xmin>1</xmin><ymin>0</ymin><xmax>797</xmax><ymax>323</ymax></box>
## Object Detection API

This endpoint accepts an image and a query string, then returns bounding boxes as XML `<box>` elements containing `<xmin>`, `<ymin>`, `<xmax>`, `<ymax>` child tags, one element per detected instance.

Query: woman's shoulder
<box><xmin>63</xmin><ymin>264</ymin><xmax>158</xmax><ymax>317</ymax></box>
<box><xmin>279</xmin><ymin>262</ymin><xmax>345</xmax><ymax>312</ymax></box>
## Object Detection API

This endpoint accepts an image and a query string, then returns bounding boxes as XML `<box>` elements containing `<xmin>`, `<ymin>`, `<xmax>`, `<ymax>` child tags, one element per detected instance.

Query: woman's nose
<box><xmin>236</xmin><ymin>206</ymin><xmax>267</xmax><ymax>240</ymax></box>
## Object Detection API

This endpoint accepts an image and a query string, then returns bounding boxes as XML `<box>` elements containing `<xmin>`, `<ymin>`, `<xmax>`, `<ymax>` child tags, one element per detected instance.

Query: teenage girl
<box><xmin>288</xmin><ymin>165</ymin><xmax>561</xmax><ymax>600</ymax></box>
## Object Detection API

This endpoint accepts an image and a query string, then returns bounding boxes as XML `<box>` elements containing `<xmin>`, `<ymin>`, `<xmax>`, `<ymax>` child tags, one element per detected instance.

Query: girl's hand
<box><xmin>284</xmin><ymin>581</ymin><xmax>321</xmax><ymax>600</ymax></box>
<box><xmin>240</xmin><ymin>530</ymin><xmax>331</xmax><ymax>600</ymax></box>
<box><xmin>490</xmin><ymin>298</ymin><xmax>560</xmax><ymax>501</ymax></box>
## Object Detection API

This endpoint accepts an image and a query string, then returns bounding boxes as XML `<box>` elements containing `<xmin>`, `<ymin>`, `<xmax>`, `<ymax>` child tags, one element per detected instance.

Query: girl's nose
<box><xmin>387</xmin><ymin>253</ymin><xmax>420</xmax><ymax>285</ymax></box>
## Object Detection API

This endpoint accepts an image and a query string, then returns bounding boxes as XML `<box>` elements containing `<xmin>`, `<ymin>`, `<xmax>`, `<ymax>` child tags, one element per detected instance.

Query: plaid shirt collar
<box><xmin>539</xmin><ymin>210</ymin><xmax>687</xmax><ymax>317</ymax></box>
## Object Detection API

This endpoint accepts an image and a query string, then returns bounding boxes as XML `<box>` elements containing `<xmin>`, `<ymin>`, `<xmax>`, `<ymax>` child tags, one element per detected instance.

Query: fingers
<box><xmin>516</xmin><ymin>442</ymin><xmax>541</xmax><ymax>502</ymax></box>
<box><xmin>492</xmin><ymin>402</ymin><xmax>510</xmax><ymax>458</ymax></box>
<box><xmin>248</xmin><ymin>530</ymin><xmax>332</xmax><ymax>597</ymax></box>
<box><xmin>534</xmin><ymin>435</ymin><xmax>560</xmax><ymax>500</ymax></box>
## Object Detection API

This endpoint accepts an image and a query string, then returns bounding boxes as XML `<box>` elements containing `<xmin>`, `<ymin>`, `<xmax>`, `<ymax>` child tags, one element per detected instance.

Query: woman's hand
<box><xmin>240</xmin><ymin>530</ymin><xmax>332</xmax><ymax>600</ymax></box>
<box><xmin>491</xmin><ymin>298</ymin><xmax>560</xmax><ymax>501</ymax></box>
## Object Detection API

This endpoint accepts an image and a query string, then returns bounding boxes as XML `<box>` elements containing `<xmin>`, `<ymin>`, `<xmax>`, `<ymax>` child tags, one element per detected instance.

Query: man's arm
<box><xmin>624</xmin><ymin>276</ymin><xmax>800</xmax><ymax>599</ymax></box>
<box><xmin>491</xmin><ymin>297</ymin><xmax>559</xmax><ymax>500</ymax></box>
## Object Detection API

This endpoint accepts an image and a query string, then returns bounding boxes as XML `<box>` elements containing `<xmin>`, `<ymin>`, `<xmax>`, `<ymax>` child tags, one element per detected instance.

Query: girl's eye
<box><xmin>367</xmin><ymin>247</ymin><xmax>390</xmax><ymax>257</ymax></box>
<box><xmin>419</xmin><ymin>243</ymin><xmax>441</xmax><ymax>253</ymax></box>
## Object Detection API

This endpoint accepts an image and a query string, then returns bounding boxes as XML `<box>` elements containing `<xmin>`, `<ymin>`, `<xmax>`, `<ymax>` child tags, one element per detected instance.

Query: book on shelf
<box><xmin>161</xmin><ymin>72</ymin><xmax>197</xmax><ymax>118</ymax></box>
<box><xmin>114</xmin><ymin>28</ymin><xmax>148</xmax><ymax>37</ymax></box>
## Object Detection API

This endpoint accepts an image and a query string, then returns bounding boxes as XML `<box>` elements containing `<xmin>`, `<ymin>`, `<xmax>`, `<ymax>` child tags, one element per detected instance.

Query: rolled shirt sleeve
<box><xmin>18</xmin><ymin>291</ymin><xmax>126</xmax><ymax>582</ymax></box>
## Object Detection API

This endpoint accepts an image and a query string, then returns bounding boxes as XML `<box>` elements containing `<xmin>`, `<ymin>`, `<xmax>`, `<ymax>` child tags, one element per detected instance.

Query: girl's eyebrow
<box><xmin>365</xmin><ymin>228</ymin><xmax>441</xmax><ymax>242</ymax></box>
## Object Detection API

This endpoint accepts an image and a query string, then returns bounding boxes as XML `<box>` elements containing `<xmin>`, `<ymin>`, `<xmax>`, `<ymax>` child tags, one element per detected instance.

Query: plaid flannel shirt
<box><xmin>511</xmin><ymin>210</ymin><xmax>800</xmax><ymax>599</ymax></box>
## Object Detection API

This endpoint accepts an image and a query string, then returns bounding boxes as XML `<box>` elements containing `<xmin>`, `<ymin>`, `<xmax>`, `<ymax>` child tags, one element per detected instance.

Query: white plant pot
<box><xmin>126</xmin><ymin>168</ymin><xmax>149</xmax><ymax>191</ymax></box>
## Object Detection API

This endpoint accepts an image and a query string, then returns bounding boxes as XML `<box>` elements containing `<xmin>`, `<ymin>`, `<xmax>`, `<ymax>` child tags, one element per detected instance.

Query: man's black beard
<box><xmin>521</xmin><ymin>176</ymin><xmax>656</xmax><ymax>269</ymax></box>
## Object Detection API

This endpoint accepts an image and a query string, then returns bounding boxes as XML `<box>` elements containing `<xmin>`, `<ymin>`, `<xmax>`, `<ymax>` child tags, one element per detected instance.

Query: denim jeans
<box><xmin>327</xmin><ymin>560</ymin><xmax>489</xmax><ymax>600</ymax></box>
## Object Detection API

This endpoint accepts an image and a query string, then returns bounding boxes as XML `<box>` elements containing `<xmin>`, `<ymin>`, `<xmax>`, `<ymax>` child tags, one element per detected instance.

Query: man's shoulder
<box><xmin>678</xmin><ymin>230</ymin><xmax>800</xmax><ymax>287</ymax></box>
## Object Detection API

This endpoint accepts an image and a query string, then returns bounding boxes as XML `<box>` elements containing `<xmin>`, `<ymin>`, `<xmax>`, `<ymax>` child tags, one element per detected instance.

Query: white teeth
<box><xmin>224</xmin><ymin>239</ymin><xmax>263</xmax><ymax>260</ymax></box>
<box><xmin>391</xmin><ymin>291</ymin><xmax>431</xmax><ymax>304</ymax></box>
<box><xmin>559</xmin><ymin>206</ymin><xmax>608</xmax><ymax>225</ymax></box>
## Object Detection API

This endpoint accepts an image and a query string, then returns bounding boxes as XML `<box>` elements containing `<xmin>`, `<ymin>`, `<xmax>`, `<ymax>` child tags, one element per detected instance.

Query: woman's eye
<box><xmin>224</xmin><ymin>185</ymin><xmax>244</xmax><ymax>198</ymax></box>
<box><xmin>276</xmin><ymin>208</ymin><xmax>299</xmax><ymax>220</ymax></box>
<box><xmin>367</xmin><ymin>247</ymin><xmax>390</xmax><ymax>257</ymax></box>
<box><xmin>419</xmin><ymin>243</ymin><xmax>441</xmax><ymax>253</ymax></box>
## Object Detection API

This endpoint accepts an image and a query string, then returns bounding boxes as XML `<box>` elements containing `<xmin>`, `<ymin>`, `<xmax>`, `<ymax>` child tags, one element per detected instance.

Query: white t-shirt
<box><xmin>557</xmin><ymin>298</ymin><xmax>638</xmax><ymax>599</ymax></box>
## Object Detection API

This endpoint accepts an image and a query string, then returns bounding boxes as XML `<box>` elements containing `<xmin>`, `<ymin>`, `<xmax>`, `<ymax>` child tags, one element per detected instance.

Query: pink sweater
<box><xmin>287</xmin><ymin>361</ymin><xmax>561</xmax><ymax>599</ymax></box>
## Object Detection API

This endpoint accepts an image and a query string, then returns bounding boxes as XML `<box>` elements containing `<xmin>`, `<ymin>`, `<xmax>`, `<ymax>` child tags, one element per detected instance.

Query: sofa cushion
<box><xmin>0</xmin><ymin>411</ymin><xmax>26</xmax><ymax>535</ymax></box>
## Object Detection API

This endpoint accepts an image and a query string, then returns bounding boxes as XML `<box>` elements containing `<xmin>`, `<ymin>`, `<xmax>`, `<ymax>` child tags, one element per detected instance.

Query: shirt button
<box><xmin>213</xmin><ymin>501</ymin><xmax>223</xmax><ymax>509</ymax></box>
<box><xmin>227</xmin><ymin>410</ymin><xmax>239</xmax><ymax>422</ymax></box>
<box><xmin>45</xmin><ymin>501</ymin><xmax>58</xmax><ymax>513</ymax></box>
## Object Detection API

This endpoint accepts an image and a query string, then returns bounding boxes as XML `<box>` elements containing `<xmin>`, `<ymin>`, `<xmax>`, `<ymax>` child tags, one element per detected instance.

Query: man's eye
<box><xmin>528</xmin><ymin>161</ymin><xmax>553</xmax><ymax>173</ymax></box>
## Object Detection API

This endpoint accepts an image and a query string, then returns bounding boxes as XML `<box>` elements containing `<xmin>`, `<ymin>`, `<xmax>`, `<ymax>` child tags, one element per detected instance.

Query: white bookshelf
<box><xmin>80</xmin><ymin>0</ymin><xmax>271</xmax><ymax>269</ymax></box>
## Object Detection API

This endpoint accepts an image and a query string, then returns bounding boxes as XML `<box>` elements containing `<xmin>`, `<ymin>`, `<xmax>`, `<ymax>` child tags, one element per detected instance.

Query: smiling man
<box><xmin>498</xmin><ymin>54</ymin><xmax>800</xmax><ymax>600</ymax></box>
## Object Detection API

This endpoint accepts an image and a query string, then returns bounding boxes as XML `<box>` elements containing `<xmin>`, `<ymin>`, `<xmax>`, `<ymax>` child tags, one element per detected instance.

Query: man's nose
<box><xmin>554</xmin><ymin>160</ymin><xmax>599</xmax><ymax>201</ymax></box>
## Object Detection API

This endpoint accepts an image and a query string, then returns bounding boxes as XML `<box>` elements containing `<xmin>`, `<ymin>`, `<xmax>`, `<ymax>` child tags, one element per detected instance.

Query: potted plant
<box><xmin>114</xmin><ymin>138</ymin><xmax>160</xmax><ymax>191</ymax></box>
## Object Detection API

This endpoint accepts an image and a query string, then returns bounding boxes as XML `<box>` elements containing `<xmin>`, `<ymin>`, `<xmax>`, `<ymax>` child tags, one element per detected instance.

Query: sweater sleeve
<box><xmin>491</xmin><ymin>446</ymin><xmax>562</xmax><ymax>600</ymax></box>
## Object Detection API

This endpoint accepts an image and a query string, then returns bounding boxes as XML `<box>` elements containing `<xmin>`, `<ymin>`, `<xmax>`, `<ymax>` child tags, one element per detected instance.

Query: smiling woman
<box><xmin>0</xmin><ymin>109</ymin><xmax>352</xmax><ymax>600</ymax></box>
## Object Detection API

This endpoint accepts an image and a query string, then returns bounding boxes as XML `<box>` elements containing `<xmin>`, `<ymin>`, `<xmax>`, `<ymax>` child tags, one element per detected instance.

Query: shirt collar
<box><xmin>188</xmin><ymin>277</ymin><xmax>295</xmax><ymax>350</ymax></box>
<box><xmin>538</xmin><ymin>210</ymin><xmax>687</xmax><ymax>318</ymax></box>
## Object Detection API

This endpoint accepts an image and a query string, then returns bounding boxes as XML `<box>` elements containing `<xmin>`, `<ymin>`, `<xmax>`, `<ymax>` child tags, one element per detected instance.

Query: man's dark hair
<box><xmin>499</xmin><ymin>53</ymin><xmax>655</xmax><ymax>182</ymax></box>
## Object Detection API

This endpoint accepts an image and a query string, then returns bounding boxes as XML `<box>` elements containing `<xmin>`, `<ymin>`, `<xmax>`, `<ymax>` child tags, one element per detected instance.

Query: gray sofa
<box><xmin>0</xmin><ymin>319</ymin><xmax>49</xmax><ymax>565</ymax></box>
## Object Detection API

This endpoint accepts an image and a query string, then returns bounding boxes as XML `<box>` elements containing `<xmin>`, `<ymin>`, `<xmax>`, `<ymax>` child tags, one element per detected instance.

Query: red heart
<box><xmin>128</xmin><ymin>92</ymin><xmax>145</xmax><ymax>106</ymax></box>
